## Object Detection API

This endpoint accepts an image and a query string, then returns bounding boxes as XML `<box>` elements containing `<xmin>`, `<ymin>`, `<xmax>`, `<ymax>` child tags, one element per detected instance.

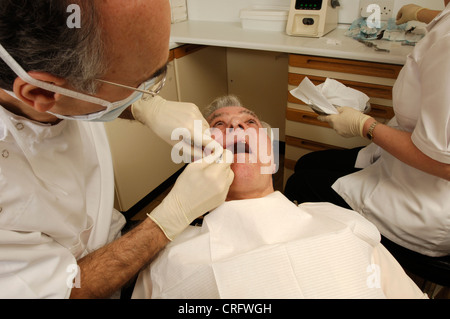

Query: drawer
<box><xmin>173</xmin><ymin>44</ymin><xmax>206</xmax><ymax>59</ymax></box>
<box><xmin>286</xmin><ymin>107</ymin><xmax>329</xmax><ymax>128</ymax></box>
<box><xmin>286</xmin><ymin>135</ymin><xmax>345</xmax><ymax>152</ymax></box>
<box><xmin>288</xmin><ymin>73</ymin><xmax>394</xmax><ymax>100</ymax></box>
<box><xmin>289</xmin><ymin>54</ymin><xmax>402</xmax><ymax>79</ymax></box>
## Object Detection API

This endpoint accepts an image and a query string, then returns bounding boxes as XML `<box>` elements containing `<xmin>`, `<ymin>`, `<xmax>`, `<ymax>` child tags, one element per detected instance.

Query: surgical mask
<box><xmin>0</xmin><ymin>43</ymin><xmax>160</xmax><ymax>122</ymax></box>
<box><xmin>46</xmin><ymin>80</ymin><xmax>155</xmax><ymax>122</ymax></box>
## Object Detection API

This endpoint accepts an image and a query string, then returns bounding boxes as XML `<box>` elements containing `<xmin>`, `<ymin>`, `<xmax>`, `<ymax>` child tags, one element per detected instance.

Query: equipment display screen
<box><xmin>295</xmin><ymin>0</ymin><xmax>323</xmax><ymax>10</ymax></box>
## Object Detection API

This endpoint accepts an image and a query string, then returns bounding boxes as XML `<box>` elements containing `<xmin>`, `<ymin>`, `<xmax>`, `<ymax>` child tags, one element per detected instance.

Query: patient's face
<box><xmin>207</xmin><ymin>106</ymin><xmax>274</xmax><ymax>201</ymax></box>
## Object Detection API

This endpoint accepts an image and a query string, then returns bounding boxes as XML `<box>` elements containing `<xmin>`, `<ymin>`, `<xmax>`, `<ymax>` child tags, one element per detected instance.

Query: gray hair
<box><xmin>204</xmin><ymin>94</ymin><xmax>272</xmax><ymax>132</ymax></box>
<box><xmin>203</xmin><ymin>95</ymin><xmax>243</xmax><ymax>119</ymax></box>
<box><xmin>0</xmin><ymin>0</ymin><xmax>106</xmax><ymax>94</ymax></box>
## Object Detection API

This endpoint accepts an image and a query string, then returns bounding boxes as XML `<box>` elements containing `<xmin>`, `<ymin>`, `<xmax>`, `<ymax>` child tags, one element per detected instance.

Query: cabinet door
<box><xmin>174</xmin><ymin>45</ymin><xmax>228</xmax><ymax>111</ymax></box>
<box><xmin>104</xmin><ymin>59</ymin><xmax>183</xmax><ymax>212</ymax></box>
<box><xmin>227</xmin><ymin>48</ymin><xmax>288</xmax><ymax>141</ymax></box>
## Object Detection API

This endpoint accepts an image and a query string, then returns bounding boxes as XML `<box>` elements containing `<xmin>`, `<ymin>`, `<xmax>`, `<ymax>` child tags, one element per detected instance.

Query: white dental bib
<box><xmin>133</xmin><ymin>192</ymin><xmax>424</xmax><ymax>299</ymax></box>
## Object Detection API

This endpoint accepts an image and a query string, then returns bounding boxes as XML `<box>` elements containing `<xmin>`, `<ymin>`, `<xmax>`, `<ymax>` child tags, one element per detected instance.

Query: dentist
<box><xmin>0</xmin><ymin>0</ymin><xmax>233</xmax><ymax>298</ymax></box>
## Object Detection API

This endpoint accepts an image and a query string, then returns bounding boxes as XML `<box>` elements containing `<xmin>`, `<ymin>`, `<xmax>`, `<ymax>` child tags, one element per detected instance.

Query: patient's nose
<box><xmin>229</xmin><ymin>118</ymin><xmax>246</xmax><ymax>130</ymax></box>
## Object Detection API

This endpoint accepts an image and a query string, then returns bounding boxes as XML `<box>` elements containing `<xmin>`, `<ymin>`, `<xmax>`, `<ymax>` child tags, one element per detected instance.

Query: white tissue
<box><xmin>290</xmin><ymin>77</ymin><xmax>370</xmax><ymax>115</ymax></box>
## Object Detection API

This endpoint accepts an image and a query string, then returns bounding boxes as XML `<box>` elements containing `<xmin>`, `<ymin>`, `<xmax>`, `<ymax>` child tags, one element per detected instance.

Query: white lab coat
<box><xmin>0</xmin><ymin>106</ymin><xmax>125</xmax><ymax>298</ymax></box>
<box><xmin>133</xmin><ymin>192</ymin><xmax>425</xmax><ymax>299</ymax></box>
<box><xmin>333</xmin><ymin>4</ymin><xmax>450</xmax><ymax>257</ymax></box>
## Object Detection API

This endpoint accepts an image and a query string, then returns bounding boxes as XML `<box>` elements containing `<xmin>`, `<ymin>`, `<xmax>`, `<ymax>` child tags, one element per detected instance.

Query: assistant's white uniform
<box><xmin>133</xmin><ymin>192</ymin><xmax>425</xmax><ymax>299</ymax></box>
<box><xmin>333</xmin><ymin>4</ymin><xmax>450</xmax><ymax>257</ymax></box>
<box><xmin>0</xmin><ymin>107</ymin><xmax>125</xmax><ymax>298</ymax></box>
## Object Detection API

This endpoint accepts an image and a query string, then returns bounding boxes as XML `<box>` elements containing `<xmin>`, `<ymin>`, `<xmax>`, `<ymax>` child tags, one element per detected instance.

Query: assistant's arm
<box><xmin>362</xmin><ymin>118</ymin><xmax>450</xmax><ymax>181</ymax></box>
<box><xmin>396</xmin><ymin>4</ymin><xmax>441</xmax><ymax>24</ymax></box>
<box><xmin>319</xmin><ymin>108</ymin><xmax>450</xmax><ymax>181</ymax></box>
<box><xmin>416</xmin><ymin>9</ymin><xmax>441</xmax><ymax>23</ymax></box>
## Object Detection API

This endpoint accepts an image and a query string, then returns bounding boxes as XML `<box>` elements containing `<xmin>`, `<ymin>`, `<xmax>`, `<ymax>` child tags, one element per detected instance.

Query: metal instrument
<box><xmin>357</xmin><ymin>38</ymin><xmax>390</xmax><ymax>53</ymax></box>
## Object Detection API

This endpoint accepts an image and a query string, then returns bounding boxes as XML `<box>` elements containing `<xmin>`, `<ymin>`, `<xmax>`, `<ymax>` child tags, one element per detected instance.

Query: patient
<box><xmin>132</xmin><ymin>95</ymin><xmax>425</xmax><ymax>299</ymax></box>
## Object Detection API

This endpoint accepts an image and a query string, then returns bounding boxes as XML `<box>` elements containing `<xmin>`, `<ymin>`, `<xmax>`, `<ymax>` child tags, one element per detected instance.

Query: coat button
<box><xmin>1</xmin><ymin>150</ymin><xmax>9</xmax><ymax>158</ymax></box>
<box><xmin>16</xmin><ymin>122</ymin><xmax>24</xmax><ymax>130</ymax></box>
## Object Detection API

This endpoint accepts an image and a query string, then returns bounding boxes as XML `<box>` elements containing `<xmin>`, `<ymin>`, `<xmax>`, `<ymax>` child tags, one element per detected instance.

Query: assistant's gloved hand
<box><xmin>396</xmin><ymin>4</ymin><xmax>425</xmax><ymax>24</ymax></box>
<box><xmin>318</xmin><ymin>106</ymin><xmax>372</xmax><ymax>138</ymax></box>
<box><xmin>148</xmin><ymin>150</ymin><xmax>234</xmax><ymax>240</ymax></box>
<box><xmin>132</xmin><ymin>96</ymin><xmax>213</xmax><ymax>159</ymax></box>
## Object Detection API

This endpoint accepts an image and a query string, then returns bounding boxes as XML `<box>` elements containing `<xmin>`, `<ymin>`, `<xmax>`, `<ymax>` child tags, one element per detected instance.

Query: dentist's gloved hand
<box><xmin>318</xmin><ymin>106</ymin><xmax>372</xmax><ymax>138</ymax></box>
<box><xmin>396</xmin><ymin>4</ymin><xmax>425</xmax><ymax>24</ymax></box>
<box><xmin>148</xmin><ymin>150</ymin><xmax>234</xmax><ymax>240</ymax></box>
<box><xmin>132</xmin><ymin>96</ymin><xmax>213</xmax><ymax>159</ymax></box>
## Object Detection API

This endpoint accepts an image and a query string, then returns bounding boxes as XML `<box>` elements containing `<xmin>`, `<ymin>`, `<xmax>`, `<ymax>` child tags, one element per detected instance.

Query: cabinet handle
<box><xmin>368</xmin><ymin>104</ymin><xmax>395</xmax><ymax>119</ymax></box>
<box><xmin>289</xmin><ymin>54</ymin><xmax>402</xmax><ymax>79</ymax></box>
<box><xmin>285</xmin><ymin>135</ymin><xmax>344</xmax><ymax>151</ymax></box>
<box><xmin>286</xmin><ymin>107</ymin><xmax>329</xmax><ymax>127</ymax></box>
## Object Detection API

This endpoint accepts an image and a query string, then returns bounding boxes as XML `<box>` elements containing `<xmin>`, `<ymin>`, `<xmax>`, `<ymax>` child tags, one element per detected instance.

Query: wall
<box><xmin>186</xmin><ymin>0</ymin><xmax>446</xmax><ymax>24</ymax></box>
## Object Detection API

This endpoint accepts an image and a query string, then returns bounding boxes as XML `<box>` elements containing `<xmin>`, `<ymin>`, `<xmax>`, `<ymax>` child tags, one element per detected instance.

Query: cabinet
<box><xmin>284</xmin><ymin>54</ymin><xmax>402</xmax><ymax>185</ymax></box>
<box><xmin>174</xmin><ymin>44</ymin><xmax>228</xmax><ymax>112</ymax></box>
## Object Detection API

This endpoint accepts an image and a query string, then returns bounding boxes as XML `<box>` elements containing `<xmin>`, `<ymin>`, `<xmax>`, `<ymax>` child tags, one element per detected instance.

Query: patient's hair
<box><xmin>0</xmin><ymin>0</ymin><xmax>106</xmax><ymax>93</ymax></box>
<box><xmin>203</xmin><ymin>95</ymin><xmax>244</xmax><ymax>119</ymax></box>
<box><xmin>204</xmin><ymin>95</ymin><xmax>272</xmax><ymax>133</ymax></box>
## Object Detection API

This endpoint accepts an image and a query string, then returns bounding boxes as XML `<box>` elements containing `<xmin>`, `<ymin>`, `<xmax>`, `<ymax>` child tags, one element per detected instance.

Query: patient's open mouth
<box><xmin>227</xmin><ymin>141</ymin><xmax>251</xmax><ymax>155</ymax></box>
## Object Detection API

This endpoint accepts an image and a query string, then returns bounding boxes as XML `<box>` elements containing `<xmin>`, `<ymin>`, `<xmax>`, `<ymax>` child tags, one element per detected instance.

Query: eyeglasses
<box><xmin>96</xmin><ymin>68</ymin><xmax>167</xmax><ymax>99</ymax></box>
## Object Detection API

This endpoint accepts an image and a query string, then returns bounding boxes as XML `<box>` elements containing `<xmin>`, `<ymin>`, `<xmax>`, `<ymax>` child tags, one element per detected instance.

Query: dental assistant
<box><xmin>0</xmin><ymin>0</ymin><xmax>233</xmax><ymax>298</ymax></box>
<box><xmin>284</xmin><ymin>1</ymin><xmax>450</xmax><ymax>257</ymax></box>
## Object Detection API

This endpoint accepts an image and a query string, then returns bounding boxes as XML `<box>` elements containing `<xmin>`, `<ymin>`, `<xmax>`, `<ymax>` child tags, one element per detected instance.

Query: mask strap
<box><xmin>0</xmin><ymin>43</ymin><xmax>112</xmax><ymax>108</ymax></box>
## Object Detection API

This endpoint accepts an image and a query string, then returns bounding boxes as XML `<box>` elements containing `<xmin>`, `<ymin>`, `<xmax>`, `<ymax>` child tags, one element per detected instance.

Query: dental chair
<box><xmin>381</xmin><ymin>236</ymin><xmax>450</xmax><ymax>298</ymax></box>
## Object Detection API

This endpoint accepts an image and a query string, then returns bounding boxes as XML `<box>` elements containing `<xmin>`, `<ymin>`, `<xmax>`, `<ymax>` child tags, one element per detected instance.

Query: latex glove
<box><xmin>148</xmin><ymin>150</ymin><xmax>234</xmax><ymax>240</ymax></box>
<box><xmin>318</xmin><ymin>106</ymin><xmax>372</xmax><ymax>138</ymax></box>
<box><xmin>132</xmin><ymin>96</ymin><xmax>214</xmax><ymax>159</ymax></box>
<box><xmin>396</xmin><ymin>4</ymin><xmax>425</xmax><ymax>25</ymax></box>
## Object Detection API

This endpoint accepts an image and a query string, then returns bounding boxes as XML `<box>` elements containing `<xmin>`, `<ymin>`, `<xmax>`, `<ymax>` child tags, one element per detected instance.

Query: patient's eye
<box><xmin>212</xmin><ymin>120</ymin><xmax>225</xmax><ymax>128</ymax></box>
<box><xmin>247</xmin><ymin>118</ymin><xmax>260</xmax><ymax>127</ymax></box>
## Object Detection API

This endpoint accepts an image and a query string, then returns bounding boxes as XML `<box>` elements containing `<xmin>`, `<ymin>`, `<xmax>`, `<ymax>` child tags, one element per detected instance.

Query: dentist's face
<box><xmin>207</xmin><ymin>106</ymin><xmax>274</xmax><ymax>201</ymax></box>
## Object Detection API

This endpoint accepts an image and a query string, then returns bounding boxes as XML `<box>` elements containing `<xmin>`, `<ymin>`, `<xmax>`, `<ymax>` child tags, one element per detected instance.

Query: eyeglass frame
<box><xmin>96</xmin><ymin>68</ymin><xmax>167</xmax><ymax>99</ymax></box>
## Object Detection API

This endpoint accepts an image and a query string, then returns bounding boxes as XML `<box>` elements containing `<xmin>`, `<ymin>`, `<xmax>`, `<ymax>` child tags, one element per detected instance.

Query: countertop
<box><xmin>170</xmin><ymin>21</ymin><xmax>415</xmax><ymax>65</ymax></box>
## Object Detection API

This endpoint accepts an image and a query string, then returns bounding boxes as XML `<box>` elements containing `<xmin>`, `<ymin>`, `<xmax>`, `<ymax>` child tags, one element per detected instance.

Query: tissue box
<box><xmin>240</xmin><ymin>6</ymin><xmax>289</xmax><ymax>32</ymax></box>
